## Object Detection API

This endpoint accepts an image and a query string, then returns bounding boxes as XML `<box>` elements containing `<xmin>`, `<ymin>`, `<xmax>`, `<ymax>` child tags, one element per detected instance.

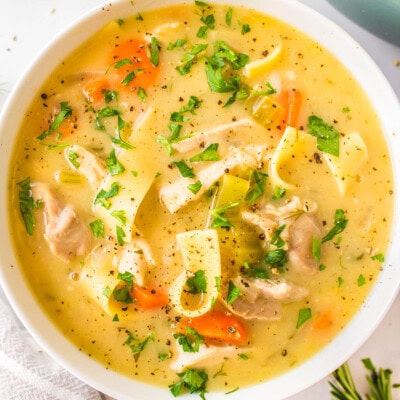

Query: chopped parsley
<box><xmin>94</xmin><ymin>182</ymin><xmax>120</xmax><ymax>209</ymax></box>
<box><xmin>245</xmin><ymin>170</ymin><xmax>268</xmax><ymax>204</ymax></box>
<box><xmin>124</xmin><ymin>331</ymin><xmax>154</xmax><ymax>362</ymax></box>
<box><xmin>174</xmin><ymin>327</ymin><xmax>205</xmax><ymax>352</ymax></box>
<box><xmin>296</xmin><ymin>308</ymin><xmax>312</xmax><ymax>328</ymax></box>
<box><xmin>169</xmin><ymin>368</ymin><xmax>208</xmax><ymax>399</ymax></box>
<box><xmin>111</xmin><ymin>209</ymin><xmax>127</xmax><ymax>226</ymax></box>
<box><xmin>197</xmin><ymin>14</ymin><xmax>215</xmax><ymax>38</ymax></box>
<box><xmin>106</xmin><ymin>149</ymin><xmax>125</xmax><ymax>176</ymax></box>
<box><xmin>121</xmin><ymin>71</ymin><xmax>135</xmax><ymax>86</ymax></box>
<box><xmin>37</xmin><ymin>101</ymin><xmax>72</xmax><ymax>140</ymax></box>
<box><xmin>225</xmin><ymin>7</ymin><xmax>233</xmax><ymax>26</ymax></box>
<box><xmin>371</xmin><ymin>253</ymin><xmax>385</xmax><ymax>262</ymax></box>
<box><xmin>357</xmin><ymin>274</ymin><xmax>366</xmax><ymax>287</ymax></box>
<box><xmin>226</xmin><ymin>280</ymin><xmax>242</xmax><ymax>304</ymax></box>
<box><xmin>172</xmin><ymin>160</ymin><xmax>195</xmax><ymax>178</ymax></box>
<box><xmin>114</xmin><ymin>58</ymin><xmax>133</xmax><ymax>69</ymax></box>
<box><xmin>117</xmin><ymin>271</ymin><xmax>134</xmax><ymax>289</ymax></box>
<box><xmin>264</xmin><ymin>248</ymin><xmax>287</xmax><ymax>270</ymax></box>
<box><xmin>307</xmin><ymin>115</ymin><xmax>340</xmax><ymax>157</ymax></box>
<box><xmin>95</xmin><ymin>106</ymin><xmax>133</xmax><ymax>150</ymax></box>
<box><xmin>272</xmin><ymin>185</ymin><xmax>286</xmax><ymax>200</ymax></box>
<box><xmin>241</xmin><ymin>23</ymin><xmax>251</xmax><ymax>34</ymax></box>
<box><xmin>171</xmin><ymin>96</ymin><xmax>202</xmax><ymax>121</ymax></box>
<box><xmin>185</xmin><ymin>270</ymin><xmax>207</xmax><ymax>294</ymax></box>
<box><xmin>67</xmin><ymin>149</ymin><xmax>80</xmax><ymax>168</ymax></box>
<box><xmin>103</xmin><ymin>89</ymin><xmax>118</xmax><ymax>103</ymax></box>
<box><xmin>116</xmin><ymin>225</ymin><xmax>126</xmax><ymax>245</ymax></box>
<box><xmin>209</xmin><ymin>202</ymin><xmax>239</xmax><ymax>228</ymax></box>
<box><xmin>113</xmin><ymin>284</ymin><xmax>134</xmax><ymax>303</ymax></box>
<box><xmin>176</xmin><ymin>43</ymin><xmax>208</xmax><ymax>75</ymax></box>
<box><xmin>167</xmin><ymin>39</ymin><xmax>187</xmax><ymax>50</ymax></box>
<box><xmin>137</xmin><ymin>87</ymin><xmax>147</xmax><ymax>103</ymax></box>
<box><xmin>188</xmin><ymin>180</ymin><xmax>202</xmax><ymax>194</ymax></box>
<box><xmin>190</xmin><ymin>143</ymin><xmax>220</xmax><ymax>162</ymax></box>
<box><xmin>321</xmin><ymin>209</ymin><xmax>348</xmax><ymax>243</ymax></box>
<box><xmin>270</xmin><ymin>224</ymin><xmax>286</xmax><ymax>248</ymax></box>
<box><xmin>89</xmin><ymin>219</ymin><xmax>105</xmax><ymax>238</ymax></box>
<box><xmin>148</xmin><ymin>36</ymin><xmax>161</xmax><ymax>67</ymax></box>
<box><xmin>16</xmin><ymin>177</ymin><xmax>41</xmax><ymax>235</ymax></box>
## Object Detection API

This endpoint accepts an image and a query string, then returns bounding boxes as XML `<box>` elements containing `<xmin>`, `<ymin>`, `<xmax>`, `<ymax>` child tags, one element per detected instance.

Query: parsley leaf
<box><xmin>148</xmin><ymin>36</ymin><xmax>161</xmax><ymax>67</ymax></box>
<box><xmin>94</xmin><ymin>182</ymin><xmax>120</xmax><ymax>209</ymax></box>
<box><xmin>190</xmin><ymin>143</ymin><xmax>220</xmax><ymax>162</ymax></box>
<box><xmin>111</xmin><ymin>209</ymin><xmax>127</xmax><ymax>226</ymax></box>
<box><xmin>264</xmin><ymin>248</ymin><xmax>287</xmax><ymax>270</ymax></box>
<box><xmin>17</xmin><ymin>177</ymin><xmax>41</xmax><ymax>235</ymax></box>
<box><xmin>209</xmin><ymin>202</ymin><xmax>239</xmax><ymax>228</ymax></box>
<box><xmin>296</xmin><ymin>308</ymin><xmax>312</xmax><ymax>328</ymax></box>
<box><xmin>225</xmin><ymin>7</ymin><xmax>233</xmax><ymax>26</ymax></box>
<box><xmin>89</xmin><ymin>219</ymin><xmax>105</xmax><ymax>238</ymax></box>
<box><xmin>227</xmin><ymin>280</ymin><xmax>242</xmax><ymax>304</ymax></box>
<box><xmin>37</xmin><ymin>102</ymin><xmax>72</xmax><ymax>140</ymax></box>
<box><xmin>272</xmin><ymin>185</ymin><xmax>286</xmax><ymax>200</ymax></box>
<box><xmin>168</xmin><ymin>39</ymin><xmax>187</xmax><ymax>50</ymax></box>
<box><xmin>174</xmin><ymin>327</ymin><xmax>205</xmax><ymax>353</ymax></box>
<box><xmin>176</xmin><ymin>43</ymin><xmax>208</xmax><ymax>75</ymax></box>
<box><xmin>321</xmin><ymin>209</ymin><xmax>348</xmax><ymax>243</ymax></box>
<box><xmin>307</xmin><ymin>115</ymin><xmax>340</xmax><ymax>157</ymax></box>
<box><xmin>245</xmin><ymin>170</ymin><xmax>268</xmax><ymax>204</ymax></box>
<box><xmin>106</xmin><ymin>149</ymin><xmax>125</xmax><ymax>176</ymax></box>
<box><xmin>185</xmin><ymin>270</ymin><xmax>207</xmax><ymax>294</ymax></box>
<box><xmin>116</xmin><ymin>225</ymin><xmax>126</xmax><ymax>246</ymax></box>
<box><xmin>113</xmin><ymin>284</ymin><xmax>134</xmax><ymax>303</ymax></box>
<box><xmin>169</xmin><ymin>368</ymin><xmax>208</xmax><ymax>399</ymax></box>
<box><xmin>117</xmin><ymin>271</ymin><xmax>134</xmax><ymax>290</ymax></box>
<box><xmin>188</xmin><ymin>180</ymin><xmax>202</xmax><ymax>194</ymax></box>
<box><xmin>270</xmin><ymin>224</ymin><xmax>286</xmax><ymax>248</ymax></box>
<box><xmin>197</xmin><ymin>14</ymin><xmax>215</xmax><ymax>38</ymax></box>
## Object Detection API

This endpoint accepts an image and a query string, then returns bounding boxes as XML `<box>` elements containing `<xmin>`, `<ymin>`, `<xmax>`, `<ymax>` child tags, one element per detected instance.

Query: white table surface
<box><xmin>0</xmin><ymin>1</ymin><xmax>399</xmax><ymax>399</ymax></box>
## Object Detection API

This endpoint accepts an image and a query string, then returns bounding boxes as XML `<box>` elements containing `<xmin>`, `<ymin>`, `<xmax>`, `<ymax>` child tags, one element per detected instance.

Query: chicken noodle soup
<box><xmin>9</xmin><ymin>2</ymin><xmax>393</xmax><ymax>396</ymax></box>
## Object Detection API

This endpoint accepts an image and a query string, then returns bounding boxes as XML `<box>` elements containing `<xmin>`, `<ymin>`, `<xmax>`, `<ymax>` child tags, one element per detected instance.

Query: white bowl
<box><xmin>0</xmin><ymin>1</ymin><xmax>399</xmax><ymax>399</ymax></box>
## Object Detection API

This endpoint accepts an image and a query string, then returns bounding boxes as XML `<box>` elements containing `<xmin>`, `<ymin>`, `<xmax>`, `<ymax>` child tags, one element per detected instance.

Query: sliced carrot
<box><xmin>82</xmin><ymin>77</ymin><xmax>111</xmax><ymax>103</ymax></box>
<box><xmin>111</xmin><ymin>38</ymin><xmax>160</xmax><ymax>91</ymax></box>
<box><xmin>279</xmin><ymin>88</ymin><xmax>302</xmax><ymax>130</ymax></box>
<box><xmin>132</xmin><ymin>285</ymin><xmax>169</xmax><ymax>309</ymax></box>
<box><xmin>312</xmin><ymin>310</ymin><xmax>333</xmax><ymax>331</ymax></box>
<box><xmin>178</xmin><ymin>312</ymin><xmax>248</xmax><ymax>345</ymax></box>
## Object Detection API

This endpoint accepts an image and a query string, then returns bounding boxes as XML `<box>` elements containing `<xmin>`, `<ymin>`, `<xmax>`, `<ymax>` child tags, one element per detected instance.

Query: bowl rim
<box><xmin>0</xmin><ymin>0</ymin><xmax>399</xmax><ymax>399</ymax></box>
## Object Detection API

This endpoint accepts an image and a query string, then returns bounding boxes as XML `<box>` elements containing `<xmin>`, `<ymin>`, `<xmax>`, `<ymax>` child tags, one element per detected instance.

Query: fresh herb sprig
<box><xmin>329</xmin><ymin>359</ymin><xmax>399</xmax><ymax>400</ymax></box>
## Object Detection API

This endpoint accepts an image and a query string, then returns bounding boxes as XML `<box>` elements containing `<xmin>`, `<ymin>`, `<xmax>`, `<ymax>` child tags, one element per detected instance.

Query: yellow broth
<box><xmin>8</xmin><ymin>3</ymin><xmax>393</xmax><ymax>394</ymax></box>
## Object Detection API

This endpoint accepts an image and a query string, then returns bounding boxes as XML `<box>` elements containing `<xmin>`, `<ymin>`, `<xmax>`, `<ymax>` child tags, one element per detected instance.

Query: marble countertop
<box><xmin>0</xmin><ymin>1</ymin><xmax>399</xmax><ymax>399</ymax></box>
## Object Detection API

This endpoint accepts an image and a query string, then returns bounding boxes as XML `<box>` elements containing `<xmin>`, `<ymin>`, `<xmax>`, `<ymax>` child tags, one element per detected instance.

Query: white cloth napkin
<box><xmin>0</xmin><ymin>297</ymin><xmax>104</xmax><ymax>400</ymax></box>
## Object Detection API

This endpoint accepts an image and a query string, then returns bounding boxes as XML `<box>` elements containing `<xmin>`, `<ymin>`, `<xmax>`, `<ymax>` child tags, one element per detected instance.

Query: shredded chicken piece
<box><xmin>32</xmin><ymin>183</ymin><xmax>91</xmax><ymax>262</ymax></box>
<box><xmin>224</xmin><ymin>276</ymin><xmax>308</xmax><ymax>321</ymax></box>
<box><xmin>242</xmin><ymin>197</ymin><xmax>320</xmax><ymax>273</ymax></box>
<box><xmin>242</xmin><ymin>196</ymin><xmax>309</xmax><ymax>243</ymax></box>
<box><xmin>288</xmin><ymin>213</ymin><xmax>321</xmax><ymax>274</ymax></box>
<box><xmin>170</xmin><ymin>343</ymin><xmax>244</xmax><ymax>372</ymax></box>
<box><xmin>172</xmin><ymin>119</ymin><xmax>256</xmax><ymax>153</ymax></box>
<box><xmin>117</xmin><ymin>239</ymin><xmax>155</xmax><ymax>286</ymax></box>
<box><xmin>64</xmin><ymin>145</ymin><xmax>106</xmax><ymax>186</ymax></box>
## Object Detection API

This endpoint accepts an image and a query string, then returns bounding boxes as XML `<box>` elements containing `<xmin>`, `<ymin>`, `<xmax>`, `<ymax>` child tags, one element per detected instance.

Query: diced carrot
<box><xmin>82</xmin><ymin>77</ymin><xmax>111</xmax><ymax>103</ymax></box>
<box><xmin>279</xmin><ymin>88</ymin><xmax>302</xmax><ymax>130</ymax></box>
<box><xmin>178</xmin><ymin>312</ymin><xmax>248</xmax><ymax>345</ymax></box>
<box><xmin>312</xmin><ymin>310</ymin><xmax>333</xmax><ymax>331</ymax></box>
<box><xmin>111</xmin><ymin>38</ymin><xmax>160</xmax><ymax>91</ymax></box>
<box><xmin>132</xmin><ymin>285</ymin><xmax>169</xmax><ymax>309</ymax></box>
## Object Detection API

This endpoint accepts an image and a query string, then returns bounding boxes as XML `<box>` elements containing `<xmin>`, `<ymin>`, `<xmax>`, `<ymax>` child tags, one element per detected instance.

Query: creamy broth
<box><xmin>9</xmin><ymin>2</ymin><xmax>393</xmax><ymax>395</ymax></box>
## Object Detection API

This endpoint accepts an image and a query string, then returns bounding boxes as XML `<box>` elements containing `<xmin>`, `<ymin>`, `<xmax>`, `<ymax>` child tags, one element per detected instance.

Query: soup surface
<box><xmin>9</xmin><ymin>2</ymin><xmax>393</xmax><ymax>397</ymax></box>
